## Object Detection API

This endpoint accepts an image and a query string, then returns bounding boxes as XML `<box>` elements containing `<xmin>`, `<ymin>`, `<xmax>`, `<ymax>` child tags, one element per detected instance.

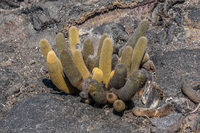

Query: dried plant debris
<box><xmin>181</xmin><ymin>82</ymin><xmax>200</xmax><ymax>104</ymax></box>
<box><xmin>132</xmin><ymin>103</ymin><xmax>174</xmax><ymax>117</ymax></box>
<box><xmin>40</xmin><ymin>19</ymin><xmax>177</xmax><ymax>117</ymax></box>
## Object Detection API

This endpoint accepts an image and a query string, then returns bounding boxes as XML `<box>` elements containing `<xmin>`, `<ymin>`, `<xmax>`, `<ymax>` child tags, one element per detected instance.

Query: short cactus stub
<box><xmin>106</xmin><ymin>92</ymin><xmax>118</xmax><ymax>104</ymax></box>
<box><xmin>113</xmin><ymin>100</ymin><xmax>126</xmax><ymax>112</ymax></box>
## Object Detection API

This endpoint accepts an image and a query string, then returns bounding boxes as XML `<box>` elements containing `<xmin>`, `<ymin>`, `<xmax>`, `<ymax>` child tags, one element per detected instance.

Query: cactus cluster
<box><xmin>40</xmin><ymin>20</ymin><xmax>162</xmax><ymax>114</ymax></box>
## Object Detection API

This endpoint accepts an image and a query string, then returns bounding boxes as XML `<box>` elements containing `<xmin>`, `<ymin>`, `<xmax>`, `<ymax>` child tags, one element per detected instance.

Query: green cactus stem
<box><xmin>97</xmin><ymin>34</ymin><xmax>108</xmax><ymax>56</ymax></box>
<box><xmin>127</xmin><ymin>19</ymin><xmax>149</xmax><ymax>48</ymax></box>
<box><xmin>56</xmin><ymin>33</ymin><xmax>68</xmax><ymax>57</ymax></box>
<box><xmin>130</xmin><ymin>36</ymin><xmax>147</xmax><ymax>74</ymax></box>
<box><xmin>108</xmin><ymin>63</ymin><xmax>127</xmax><ymax>89</ymax></box>
<box><xmin>72</xmin><ymin>49</ymin><xmax>91</xmax><ymax>79</ymax></box>
<box><xmin>47</xmin><ymin>51</ymin><xmax>79</xmax><ymax>94</ymax></box>
<box><xmin>113</xmin><ymin>100</ymin><xmax>125</xmax><ymax>112</ymax></box>
<box><xmin>87</xmin><ymin>54</ymin><xmax>100</xmax><ymax>72</ymax></box>
<box><xmin>99</xmin><ymin>38</ymin><xmax>113</xmax><ymax>86</ymax></box>
<box><xmin>112</xmin><ymin>54</ymin><xmax>119</xmax><ymax>70</ymax></box>
<box><xmin>40</xmin><ymin>39</ymin><xmax>53</xmax><ymax>60</ymax></box>
<box><xmin>88</xmin><ymin>80</ymin><xmax>107</xmax><ymax>105</ymax></box>
<box><xmin>115</xmin><ymin>69</ymin><xmax>148</xmax><ymax>101</ymax></box>
<box><xmin>60</xmin><ymin>49</ymin><xmax>83</xmax><ymax>90</ymax></box>
<box><xmin>69</xmin><ymin>26</ymin><xmax>81</xmax><ymax>52</ymax></box>
<box><xmin>120</xmin><ymin>46</ymin><xmax>133</xmax><ymax>72</ymax></box>
<box><xmin>83</xmin><ymin>39</ymin><xmax>94</xmax><ymax>66</ymax></box>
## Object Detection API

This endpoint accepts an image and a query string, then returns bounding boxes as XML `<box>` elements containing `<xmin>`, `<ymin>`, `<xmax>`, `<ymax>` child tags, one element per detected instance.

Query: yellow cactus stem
<box><xmin>72</xmin><ymin>49</ymin><xmax>91</xmax><ymax>79</ymax></box>
<box><xmin>56</xmin><ymin>33</ymin><xmax>68</xmax><ymax>57</ymax></box>
<box><xmin>92</xmin><ymin>67</ymin><xmax>99</xmax><ymax>74</ymax></box>
<box><xmin>47</xmin><ymin>51</ymin><xmax>79</xmax><ymax>94</ymax></box>
<box><xmin>88</xmin><ymin>80</ymin><xmax>107</xmax><ymax>105</ymax></box>
<box><xmin>120</xmin><ymin>46</ymin><xmax>133</xmax><ymax>72</ymax></box>
<box><xmin>113</xmin><ymin>100</ymin><xmax>126</xmax><ymax>112</ymax></box>
<box><xmin>60</xmin><ymin>49</ymin><xmax>83</xmax><ymax>90</ymax></box>
<box><xmin>40</xmin><ymin>39</ymin><xmax>53</xmax><ymax>60</ymax></box>
<box><xmin>83</xmin><ymin>39</ymin><xmax>94</xmax><ymax>66</ymax></box>
<box><xmin>110</xmin><ymin>70</ymin><xmax>115</xmax><ymax>79</ymax></box>
<box><xmin>99</xmin><ymin>38</ymin><xmax>113</xmax><ymax>86</ymax></box>
<box><xmin>106</xmin><ymin>92</ymin><xmax>118</xmax><ymax>104</ymax></box>
<box><xmin>92</xmin><ymin>68</ymin><xmax>103</xmax><ymax>83</ymax></box>
<box><xmin>97</xmin><ymin>34</ymin><xmax>109</xmax><ymax>56</ymax></box>
<box><xmin>130</xmin><ymin>36</ymin><xmax>147</xmax><ymax>74</ymax></box>
<box><xmin>69</xmin><ymin>26</ymin><xmax>81</xmax><ymax>52</ymax></box>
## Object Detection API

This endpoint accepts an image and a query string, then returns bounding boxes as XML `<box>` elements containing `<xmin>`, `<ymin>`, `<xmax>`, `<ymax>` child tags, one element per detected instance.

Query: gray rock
<box><xmin>92</xmin><ymin>23</ymin><xmax>128</xmax><ymax>45</ymax></box>
<box><xmin>152</xmin><ymin>113</ymin><xmax>182</xmax><ymax>133</ymax></box>
<box><xmin>0</xmin><ymin>94</ymin><xmax>138</xmax><ymax>133</ymax></box>
<box><xmin>151</xmin><ymin>49</ymin><xmax>200</xmax><ymax>97</ymax></box>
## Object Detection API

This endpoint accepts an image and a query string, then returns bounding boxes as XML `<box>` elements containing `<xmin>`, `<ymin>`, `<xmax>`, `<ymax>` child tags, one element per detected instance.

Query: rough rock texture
<box><xmin>0</xmin><ymin>0</ymin><xmax>200</xmax><ymax>132</ymax></box>
<box><xmin>0</xmin><ymin>94</ymin><xmax>137</xmax><ymax>133</ymax></box>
